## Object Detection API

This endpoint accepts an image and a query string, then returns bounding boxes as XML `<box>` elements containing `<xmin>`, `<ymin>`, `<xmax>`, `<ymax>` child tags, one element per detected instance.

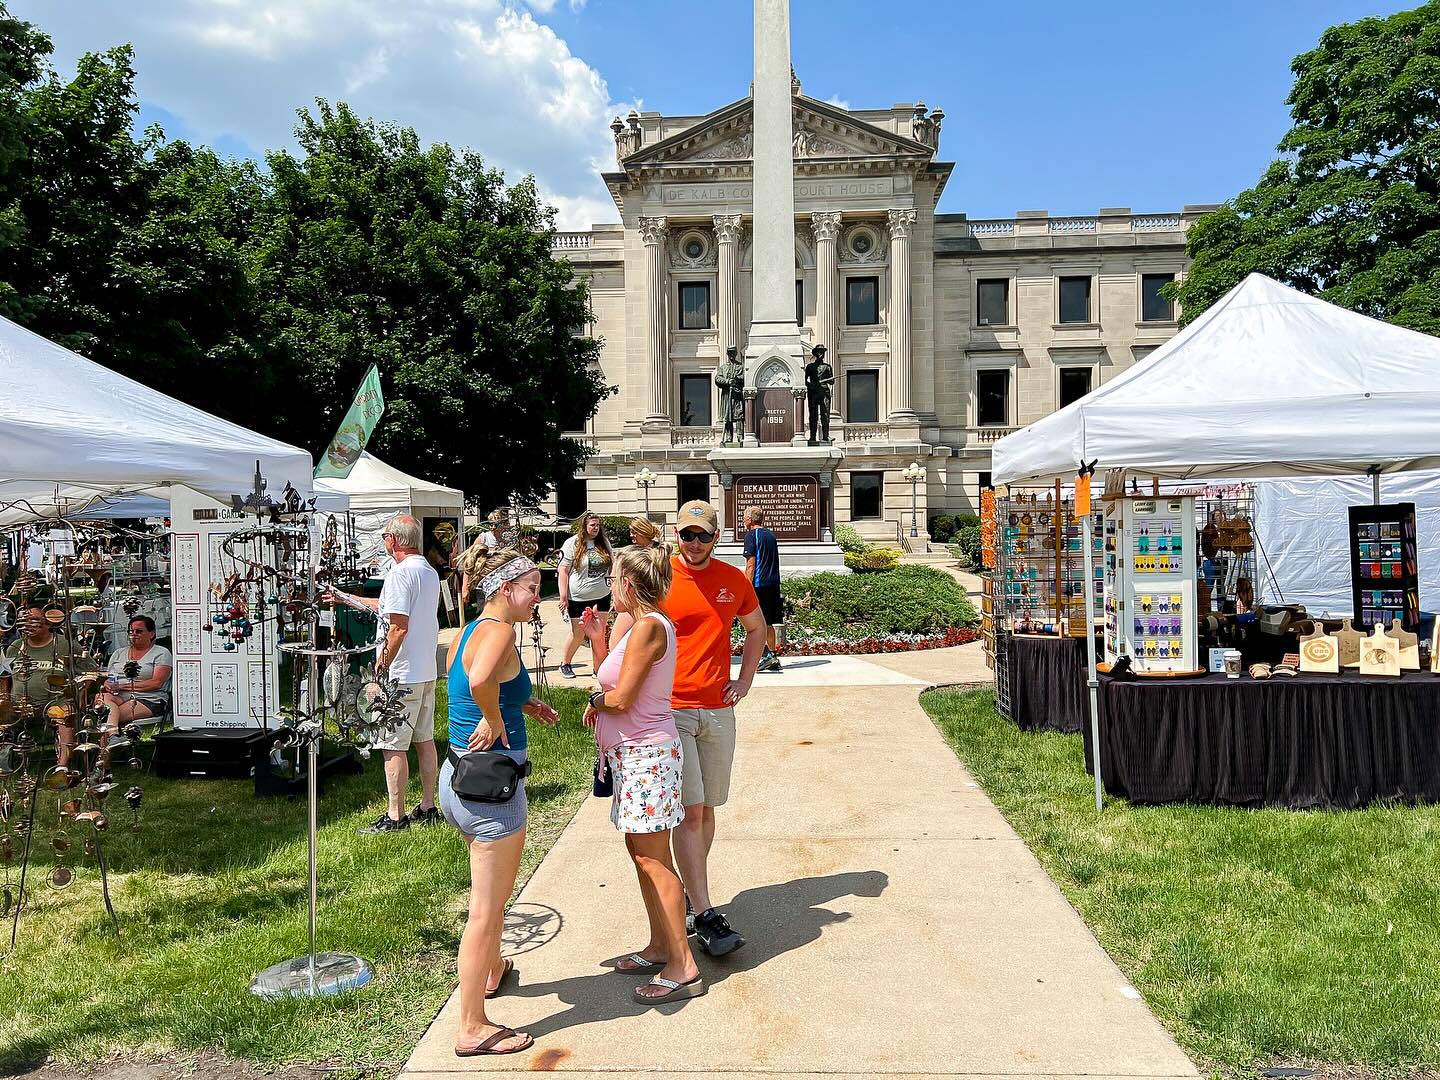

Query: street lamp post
<box><xmin>903</xmin><ymin>461</ymin><xmax>925</xmax><ymax>538</ymax></box>
<box><xmin>636</xmin><ymin>466</ymin><xmax>657</xmax><ymax>516</ymax></box>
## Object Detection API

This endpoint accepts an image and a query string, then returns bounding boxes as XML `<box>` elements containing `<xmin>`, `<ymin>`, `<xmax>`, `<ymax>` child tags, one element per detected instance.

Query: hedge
<box><xmin>781</xmin><ymin>565</ymin><xmax>978</xmax><ymax>638</ymax></box>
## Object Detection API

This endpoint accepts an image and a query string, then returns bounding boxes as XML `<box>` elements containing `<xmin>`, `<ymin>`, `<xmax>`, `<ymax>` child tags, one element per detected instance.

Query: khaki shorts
<box><xmin>372</xmin><ymin>681</ymin><xmax>436</xmax><ymax>752</ymax></box>
<box><xmin>673</xmin><ymin>706</ymin><xmax>736</xmax><ymax>808</ymax></box>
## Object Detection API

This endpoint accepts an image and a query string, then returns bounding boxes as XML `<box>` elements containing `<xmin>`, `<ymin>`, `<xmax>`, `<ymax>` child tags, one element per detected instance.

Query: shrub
<box><xmin>782</xmin><ymin>565</ymin><xmax>977</xmax><ymax>637</ymax></box>
<box><xmin>601</xmin><ymin>516</ymin><xmax>633</xmax><ymax>549</ymax></box>
<box><xmin>841</xmin><ymin>550</ymin><xmax>899</xmax><ymax>573</ymax></box>
<box><xmin>928</xmin><ymin>514</ymin><xmax>957</xmax><ymax>542</ymax></box>
<box><xmin>954</xmin><ymin>513</ymin><xmax>981</xmax><ymax>530</ymax></box>
<box><xmin>833</xmin><ymin>523</ymin><xmax>869</xmax><ymax>555</ymax></box>
<box><xmin>953</xmin><ymin>524</ymin><xmax>982</xmax><ymax>567</ymax></box>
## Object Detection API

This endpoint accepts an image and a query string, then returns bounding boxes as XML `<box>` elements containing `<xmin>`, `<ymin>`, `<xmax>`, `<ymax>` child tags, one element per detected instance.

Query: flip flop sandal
<box><xmin>455</xmin><ymin>1027</ymin><xmax>533</xmax><ymax>1057</ymax></box>
<box><xmin>614</xmin><ymin>952</ymin><xmax>663</xmax><ymax>973</ymax></box>
<box><xmin>1249</xmin><ymin>663</ymin><xmax>1272</xmax><ymax>680</ymax></box>
<box><xmin>485</xmin><ymin>957</ymin><xmax>516</xmax><ymax>998</ymax></box>
<box><xmin>633</xmin><ymin>973</ymin><xmax>705</xmax><ymax>1005</ymax></box>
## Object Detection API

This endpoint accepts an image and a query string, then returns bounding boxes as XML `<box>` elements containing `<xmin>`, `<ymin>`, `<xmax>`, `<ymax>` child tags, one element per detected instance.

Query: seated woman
<box><xmin>95</xmin><ymin>615</ymin><xmax>172</xmax><ymax>733</ymax></box>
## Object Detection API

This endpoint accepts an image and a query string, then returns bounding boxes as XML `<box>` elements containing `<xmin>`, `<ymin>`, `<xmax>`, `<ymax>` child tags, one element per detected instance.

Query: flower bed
<box><xmin>732</xmin><ymin>624</ymin><xmax>980</xmax><ymax>657</ymax></box>
<box><xmin>730</xmin><ymin>566</ymin><xmax>979</xmax><ymax>656</ymax></box>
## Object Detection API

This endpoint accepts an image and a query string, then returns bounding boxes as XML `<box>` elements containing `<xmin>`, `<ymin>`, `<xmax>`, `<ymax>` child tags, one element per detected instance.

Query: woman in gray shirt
<box><xmin>557</xmin><ymin>511</ymin><xmax>613</xmax><ymax>678</ymax></box>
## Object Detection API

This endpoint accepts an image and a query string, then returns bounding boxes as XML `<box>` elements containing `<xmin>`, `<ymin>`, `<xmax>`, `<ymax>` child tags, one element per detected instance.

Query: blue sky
<box><xmin>13</xmin><ymin>0</ymin><xmax>1413</xmax><ymax>227</ymax></box>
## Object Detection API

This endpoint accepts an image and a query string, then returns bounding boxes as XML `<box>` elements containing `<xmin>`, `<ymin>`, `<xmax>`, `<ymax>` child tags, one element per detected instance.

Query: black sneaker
<box><xmin>559</xmin><ymin>663</ymin><xmax>576</xmax><ymax>679</ymax></box>
<box><xmin>759</xmin><ymin>652</ymin><xmax>782</xmax><ymax>673</ymax></box>
<box><xmin>685</xmin><ymin>895</ymin><xmax>696</xmax><ymax>935</ymax></box>
<box><xmin>410</xmin><ymin>805</ymin><xmax>443</xmax><ymax>827</ymax></box>
<box><xmin>359</xmin><ymin>812</ymin><xmax>409</xmax><ymax>834</ymax></box>
<box><xmin>693</xmin><ymin>907</ymin><xmax>745</xmax><ymax>956</ymax></box>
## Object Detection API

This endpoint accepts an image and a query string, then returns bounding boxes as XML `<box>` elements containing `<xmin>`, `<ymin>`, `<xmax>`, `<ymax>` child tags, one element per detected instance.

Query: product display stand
<box><xmin>250</xmin><ymin>636</ymin><xmax>378</xmax><ymax>1000</ymax></box>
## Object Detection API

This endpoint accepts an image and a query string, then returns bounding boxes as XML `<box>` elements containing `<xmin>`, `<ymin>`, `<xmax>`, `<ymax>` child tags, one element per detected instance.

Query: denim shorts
<box><xmin>439</xmin><ymin>752</ymin><xmax>528</xmax><ymax>842</ymax></box>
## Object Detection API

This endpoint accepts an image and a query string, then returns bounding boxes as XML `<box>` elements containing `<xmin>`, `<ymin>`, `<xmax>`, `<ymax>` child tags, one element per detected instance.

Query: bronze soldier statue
<box><xmin>715</xmin><ymin>346</ymin><xmax>746</xmax><ymax>444</ymax></box>
<box><xmin>804</xmin><ymin>344</ymin><xmax>835</xmax><ymax>444</ymax></box>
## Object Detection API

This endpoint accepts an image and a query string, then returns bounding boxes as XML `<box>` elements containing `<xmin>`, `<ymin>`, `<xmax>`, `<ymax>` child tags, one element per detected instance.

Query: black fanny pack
<box><xmin>448</xmin><ymin>747</ymin><xmax>531</xmax><ymax>803</ymax></box>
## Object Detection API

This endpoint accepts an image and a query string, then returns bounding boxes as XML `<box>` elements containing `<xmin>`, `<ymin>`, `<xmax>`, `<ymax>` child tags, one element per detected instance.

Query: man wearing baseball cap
<box><xmin>663</xmin><ymin>500</ymin><xmax>767</xmax><ymax>955</ymax></box>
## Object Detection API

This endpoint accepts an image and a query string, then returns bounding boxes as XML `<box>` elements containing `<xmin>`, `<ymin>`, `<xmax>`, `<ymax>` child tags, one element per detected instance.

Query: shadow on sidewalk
<box><xmin>503</xmin><ymin>869</ymin><xmax>889</xmax><ymax>1041</ymax></box>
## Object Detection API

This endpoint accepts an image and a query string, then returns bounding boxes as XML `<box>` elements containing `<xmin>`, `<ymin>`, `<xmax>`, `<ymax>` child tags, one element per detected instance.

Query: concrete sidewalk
<box><xmin>401</xmin><ymin>647</ymin><xmax>1197</xmax><ymax>1079</ymax></box>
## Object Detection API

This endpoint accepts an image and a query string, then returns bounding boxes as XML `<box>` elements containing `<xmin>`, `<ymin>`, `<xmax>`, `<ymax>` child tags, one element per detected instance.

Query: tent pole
<box><xmin>1370</xmin><ymin>467</ymin><xmax>1381</xmax><ymax>505</ymax></box>
<box><xmin>1081</xmin><ymin>499</ymin><xmax>1103</xmax><ymax>812</ymax></box>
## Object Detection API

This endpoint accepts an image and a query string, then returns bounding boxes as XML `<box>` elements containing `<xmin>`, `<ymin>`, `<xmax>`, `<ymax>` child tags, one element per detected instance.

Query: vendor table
<box><xmin>1084</xmin><ymin>670</ymin><xmax>1440</xmax><ymax>809</ymax></box>
<box><xmin>1007</xmin><ymin>635</ymin><xmax>1089</xmax><ymax>733</ymax></box>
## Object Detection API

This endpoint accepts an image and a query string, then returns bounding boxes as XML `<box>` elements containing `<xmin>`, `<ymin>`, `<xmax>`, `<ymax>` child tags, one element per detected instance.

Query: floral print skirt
<box><xmin>605</xmin><ymin>738</ymin><xmax>685</xmax><ymax>834</ymax></box>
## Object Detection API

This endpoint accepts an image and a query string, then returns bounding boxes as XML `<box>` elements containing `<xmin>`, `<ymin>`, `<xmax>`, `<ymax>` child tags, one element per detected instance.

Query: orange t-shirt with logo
<box><xmin>665</xmin><ymin>554</ymin><xmax>760</xmax><ymax>709</ymax></box>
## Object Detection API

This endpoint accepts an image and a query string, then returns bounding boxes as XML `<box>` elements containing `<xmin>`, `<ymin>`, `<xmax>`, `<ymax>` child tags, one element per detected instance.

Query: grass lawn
<box><xmin>921</xmin><ymin>688</ymin><xmax>1440</xmax><ymax>1079</ymax></box>
<box><xmin>0</xmin><ymin>683</ymin><xmax>596</xmax><ymax>1076</ymax></box>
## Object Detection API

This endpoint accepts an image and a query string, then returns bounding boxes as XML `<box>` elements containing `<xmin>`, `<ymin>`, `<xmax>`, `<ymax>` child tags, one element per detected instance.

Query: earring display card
<box><xmin>1347</xmin><ymin>503</ymin><xmax>1420</xmax><ymax>632</ymax></box>
<box><xmin>1103</xmin><ymin>496</ymin><xmax>1198</xmax><ymax>673</ymax></box>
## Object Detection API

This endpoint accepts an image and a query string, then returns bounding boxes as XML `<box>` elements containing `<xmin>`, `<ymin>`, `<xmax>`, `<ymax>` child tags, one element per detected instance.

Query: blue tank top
<box><xmin>447</xmin><ymin>618</ymin><xmax>530</xmax><ymax>753</ymax></box>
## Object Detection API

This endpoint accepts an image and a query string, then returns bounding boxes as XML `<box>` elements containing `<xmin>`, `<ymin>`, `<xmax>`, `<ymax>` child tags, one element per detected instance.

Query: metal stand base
<box><xmin>250</xmin><ymin>952</ymin><xmax>373</xmax><ymax>999</ymax></box>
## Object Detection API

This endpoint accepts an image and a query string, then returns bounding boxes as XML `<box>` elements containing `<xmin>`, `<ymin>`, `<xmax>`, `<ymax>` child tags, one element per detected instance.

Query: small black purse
<box><xmin>592</xmin><ymin>752</ymin><xmax>613</xmax><ymax>798</ymax></box>
<box><xmin>448</xmin><ymin>748</ymin><xmax>530</xmax><ymax>803</ymax></box>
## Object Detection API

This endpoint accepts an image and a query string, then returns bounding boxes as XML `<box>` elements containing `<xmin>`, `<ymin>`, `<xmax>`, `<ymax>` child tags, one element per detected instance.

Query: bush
<box><xmin>782</xmin><ymin>565</ymin><xmax>977</xmax><ymax>638</ymax></box>
<box><xmin>844</xmin><ymin>547</ymin><xmax>901</xmax><ymax>573</ymax></box>
<box><xmin>833</xmin><ymin>523</ymin><xmax>869</xmax><ymax>555</ymax></box>
<box><xmin>601</xmin><ymin>516</ymin><xmax>633</xmax><ymax>549</ymax></box>
<box><xmin>928</xmin><ymin>514</ymin><xmax>957</xmax><ymax>542</ymax></box>
<box><xmin>954</xmin><ymin>513</ymin><xmax>981</xmax><ymax>530</ymax></box>
<box><xmin>953</xmin><ymin>524</ymin><xmax>982</xmax><ymax>567</ymax></box>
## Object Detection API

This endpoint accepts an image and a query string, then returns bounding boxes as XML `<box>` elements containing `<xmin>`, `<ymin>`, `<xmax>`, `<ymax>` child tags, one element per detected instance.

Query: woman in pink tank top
<box><xmin>582</xmin><ymin>545</ymin><xmax>702</xmax><ymax>1006</ymax></box>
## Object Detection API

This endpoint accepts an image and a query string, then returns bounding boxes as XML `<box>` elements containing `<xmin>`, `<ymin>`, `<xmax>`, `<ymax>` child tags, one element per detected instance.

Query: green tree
<box><xmin>253</xmin><ymin>100</ymin><xmax>608</xmax><ymax>507</ymax></box>
<box><xmin>0</xmin><ymin>2</ymin><xmax>49</xmax><ymax>311</ymax></box>
<box><xmin>1172</xmin><ymin>2</ymin><xmax>1440</xmax><ymax>333</ymax></box>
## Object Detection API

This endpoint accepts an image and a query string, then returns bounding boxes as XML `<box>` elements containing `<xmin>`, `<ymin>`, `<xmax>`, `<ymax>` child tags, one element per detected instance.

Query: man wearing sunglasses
<box><xmin>664</xmin><ymin>500</ymin><xmax>767</xmax><ymax>956</ymax></box>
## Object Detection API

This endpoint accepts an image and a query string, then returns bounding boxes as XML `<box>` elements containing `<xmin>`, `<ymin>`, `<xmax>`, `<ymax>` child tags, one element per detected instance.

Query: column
<box><xmin>713</xmin><ymin>214</ymin><xmax>743</xmax><ymax>358</ymax></box>
<box><xmin>887</xmin><ymin>208</ymin><xmax>917</xmax><ymax>421</ymax></box>
<box><xmin>810</xmin><ymin>211</ymin><xmax>840</xmax><ymax>355</ymax></box>
<box><xmin>640</xmin><ymin>216</ymin><xmax>670</xmax><ymax>422</ymax></box>
<box><xmin>811</xmin><ymin>210</ymin><xmax>842</xmax><ymax>424</ymax></box>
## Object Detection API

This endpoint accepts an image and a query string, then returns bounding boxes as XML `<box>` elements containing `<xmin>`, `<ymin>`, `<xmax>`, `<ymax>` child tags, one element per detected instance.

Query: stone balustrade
<box><xmin>842</xmin><ymin>423</ymin><xmax>889</xmax><ymax>443</ymax></box>
<box><xmin>551</xmin><ymin>232</ymin><xmax>592</xmax><ymax>250</ymax></box>
<box><xmin>672</xmin><ymin>426</ymin><xmax>720</xmax><ymax>447</ymax></box>
<box><xmin>971</xmin><ymin>426</ymin><xmax>1016</xmax><ymax>444</ymax></box>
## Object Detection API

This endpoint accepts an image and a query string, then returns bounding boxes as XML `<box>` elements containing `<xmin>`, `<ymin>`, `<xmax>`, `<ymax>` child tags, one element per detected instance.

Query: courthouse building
<box><xmin>548</xmin><ymin>80</ymin><xmax>1214</xmax><ymax>543</ymax></box>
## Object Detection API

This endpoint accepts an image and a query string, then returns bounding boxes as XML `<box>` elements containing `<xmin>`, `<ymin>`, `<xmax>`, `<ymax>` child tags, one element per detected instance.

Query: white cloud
<box><xmin>825</xmin><ymin>95</ymin><xmax>851</xmax><ymax>111</ymax></box>
<box><xmin>16</xmin><ymin>0</ymin><xmax>626</xmax><ymax>226</ymax></box>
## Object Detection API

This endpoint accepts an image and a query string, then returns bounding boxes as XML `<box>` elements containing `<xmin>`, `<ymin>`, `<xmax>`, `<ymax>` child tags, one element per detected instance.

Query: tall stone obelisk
<box><xmin>743</xmin><ymin>0</ymin><xmax>806</xmax><ymax>446</ymax></box>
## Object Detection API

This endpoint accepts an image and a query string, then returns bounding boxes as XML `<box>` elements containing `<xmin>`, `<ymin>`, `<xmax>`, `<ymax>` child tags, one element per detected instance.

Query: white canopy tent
<box><xmin>314</xmin><ymin>453</ymin><xmax>464</xmax><ymax>568</ymax></box>
<box><xmin>990</xmin><ymin>274</ymin><xmax>1440</xmax><ymax>811</ymax></box>
<box><xmin>0</xmin><ymin>314</ymin><xmax>315</xmax><ymax>516</ymax></box>
<box><xmin>992</xmin><ymin>273</ymin><xmax>1440</xmax><ymax>487</ymax></box>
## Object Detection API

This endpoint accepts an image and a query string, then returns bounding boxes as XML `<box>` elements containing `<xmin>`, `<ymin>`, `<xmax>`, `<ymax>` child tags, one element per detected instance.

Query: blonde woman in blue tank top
<box><xmin>443</xmin><ymin>547</ymin><xmax>558</xmax><ymax>1058</ymax></box>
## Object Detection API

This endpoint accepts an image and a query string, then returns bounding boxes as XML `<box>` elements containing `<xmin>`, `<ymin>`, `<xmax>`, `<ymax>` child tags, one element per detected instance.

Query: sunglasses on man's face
<box><xmin>678</xmin><ymin>529</ymin><xmax>716</xmax><ymax>544</ymax></box>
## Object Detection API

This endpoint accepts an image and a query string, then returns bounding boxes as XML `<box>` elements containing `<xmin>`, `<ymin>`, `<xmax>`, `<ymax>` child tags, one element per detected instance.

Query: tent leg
<box><xmin>1081</xmin><ymin>508</ymin><xmax>1103</xmax><ymax>812</ymax></box>
<box><xmin>1371</xmin><ymin>468</ymin><xmax>1381</xmax><ymax>505</ymax></box>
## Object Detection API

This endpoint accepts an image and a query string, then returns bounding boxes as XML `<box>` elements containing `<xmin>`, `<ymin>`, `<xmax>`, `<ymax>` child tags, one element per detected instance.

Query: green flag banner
<box><xmin>314</xmin><ymin>364</ymin><xmax>384</xmax><ymax>479</ymax></box>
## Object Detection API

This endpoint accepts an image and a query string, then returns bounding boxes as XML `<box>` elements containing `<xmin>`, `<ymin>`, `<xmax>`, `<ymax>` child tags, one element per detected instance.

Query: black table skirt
<box><xmin>1008</xmin><ymin>635</ymin><xmax>1091</xmax><ymax>734</ymax></box>
<box><xmin>1083</xmin><ymin>670</ymin><xmax>1440</xmax><ymax>809</ymax></box>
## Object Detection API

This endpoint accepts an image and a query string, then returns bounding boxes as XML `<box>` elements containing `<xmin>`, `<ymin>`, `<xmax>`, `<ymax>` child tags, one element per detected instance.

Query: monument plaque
<box><xmin>758</xmin><ymin>388</ymin><xmax>795</xmax><ymax>444</ymax></box>
<box><xmin>733</xmin><ymin>474</ymin><xmax>820</xmax><ymax>541</ymax></box>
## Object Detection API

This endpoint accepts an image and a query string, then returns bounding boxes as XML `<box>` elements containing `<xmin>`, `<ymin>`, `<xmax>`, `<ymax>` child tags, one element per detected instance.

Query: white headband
<box><xmin>480</xmin><ymin>556</ymin><xmax>536</xmax><ymax>599</ymax></box>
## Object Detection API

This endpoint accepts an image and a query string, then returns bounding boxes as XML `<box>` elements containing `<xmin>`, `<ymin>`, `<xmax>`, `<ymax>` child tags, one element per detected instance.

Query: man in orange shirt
<box><xmin>665</xmin><ymin>500</ymin><xmax>767</xmax><ymax>956</ymax></box>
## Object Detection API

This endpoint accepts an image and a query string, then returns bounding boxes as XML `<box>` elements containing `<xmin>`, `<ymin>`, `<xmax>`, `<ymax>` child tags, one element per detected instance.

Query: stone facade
<box><xmin>549</xmin><ymin>89</ymin><xmax>1215</xmax><ymax>544</ymax></box>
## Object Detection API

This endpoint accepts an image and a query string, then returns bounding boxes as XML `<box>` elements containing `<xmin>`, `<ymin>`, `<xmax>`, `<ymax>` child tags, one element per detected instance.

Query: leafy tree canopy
<box><xmin>0</xmin><ymin>1</ymin><xmax>607</xmax><ymax>509</ymax></box>
<box><xmin>1173</xmin><ymin>1</ymin><xmax>1440</xmax><ymax>333</ymax></box>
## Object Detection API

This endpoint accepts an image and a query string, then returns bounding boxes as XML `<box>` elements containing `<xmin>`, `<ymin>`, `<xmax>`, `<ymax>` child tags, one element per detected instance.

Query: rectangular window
<box><xmin>976</xmin><ymin>369</ymin><xmax>1010</xmax><ymax>427</ymax></box>
<box><xmin>851</xmin><ymin>472</ymin><xmax>883</xmax><ymax>520</ymax></box>
<box><xmin>796</xmin><ymin>279</ymin><xmax>804</xmax><ymax>325</ymax></box>
<box><xmin>678</xmin><ymin>281</ymin><xmax>711</xmax><ymax>330</ymax></box>
<box><xmin>678</xmin><ymin>373</ymin><xmax>712</xmax><ymax>427</ymax></box>
<box><xmin>1141</xmin><ymin>273</ymin><xmax>1176</xmax><ymax>322</ymax></box>
<box><xmin>846</xmin><ymin>276</ymin><xmax>879</xmax><ymax>325</ymax></box>
<box><xmin>846</xmin><ymin>370</ymin><xmax>879</xmax><ymax>424</ymax></box>
<box><xmin>1059</xmin><ymin>367</ymin><xmax>1093</xmax><ymax>408</ymax></box>
<box><xmin>976</xmin><ymin>279</ymin><xmax>1009</xmax><ymax>327</ymax></box>
<box><xmin>1058</xmin><ymin>276</ymin><xmax>1092</xmax><ymax>324</ymax></box>
<box><xmin>554</xmin><ymin>476</ymin><xmax>587</xmax><ymax>520</ymax></box>
<box><xmin>677</xmin><ymin>473</ymin><xmax>710</xmax><ymax>508</ymax></box>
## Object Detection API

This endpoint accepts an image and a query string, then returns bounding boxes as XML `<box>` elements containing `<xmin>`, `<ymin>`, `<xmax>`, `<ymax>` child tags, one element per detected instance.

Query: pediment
<box><xmin>623</xmin><ymin>95</ymin><xmax>934</xmax><ymax>168</ymax></box>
